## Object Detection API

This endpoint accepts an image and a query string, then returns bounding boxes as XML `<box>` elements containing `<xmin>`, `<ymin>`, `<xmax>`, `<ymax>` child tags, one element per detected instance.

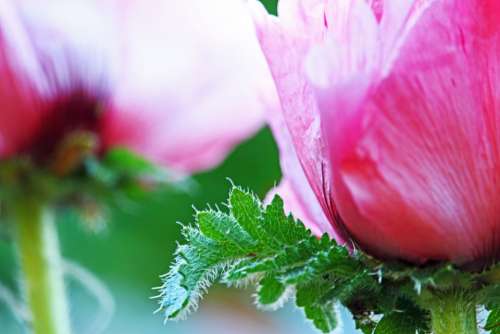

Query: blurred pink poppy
<box><xmin>0</xmin><ymin>0</ymin><xmax>116</xmax><ymax>162</ymax></box>
<box><xmin>253</xmin><ymin>0</ymin><xmax>500</xmax><ymax>265</ymax></box>
<box><xmin>0</xmin><ymin>0</ymin><xmax>277</xmax><ymax>173</ymax></box>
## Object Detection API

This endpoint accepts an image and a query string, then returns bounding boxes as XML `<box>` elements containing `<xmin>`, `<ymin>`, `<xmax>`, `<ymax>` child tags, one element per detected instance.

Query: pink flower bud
<box><xmin>254</xmin><ymin>0</ymin><xmax>500</xmax><ymax>265</ymax></box>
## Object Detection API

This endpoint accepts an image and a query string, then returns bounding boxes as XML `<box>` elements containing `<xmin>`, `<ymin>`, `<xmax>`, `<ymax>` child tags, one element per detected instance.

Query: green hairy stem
<box><xmin>426</xmin><ymin>290</ymin><xmax>478</xmax><ymax>334</ymax></box>
<box><xmin>14</xmin><ymin>198</ymin><xmax>71</xmax><ymax>334</ymax></box>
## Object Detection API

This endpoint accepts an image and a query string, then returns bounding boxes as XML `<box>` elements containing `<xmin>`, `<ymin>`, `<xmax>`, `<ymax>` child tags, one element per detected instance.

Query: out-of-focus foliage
<box><xmin>260</xmin><ymin>0</ymin><xmax>278</xmax><ymax>15</ymax></box>
<box><xmin>0</xmin><ymin>128</ymin><xmax>287</xmax><ymax>333</ymax></box>
<box><xmin>59</xmin><ymin>128</ymin><xmax>280</xmax><ymax>285</ymax></box>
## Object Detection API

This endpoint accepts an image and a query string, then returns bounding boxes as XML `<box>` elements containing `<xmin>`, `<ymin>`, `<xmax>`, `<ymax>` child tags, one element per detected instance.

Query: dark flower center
<box><xmin>26</xmin><ymin>90</ymin><xmax>105</xmax><ymax>164</ymax></box>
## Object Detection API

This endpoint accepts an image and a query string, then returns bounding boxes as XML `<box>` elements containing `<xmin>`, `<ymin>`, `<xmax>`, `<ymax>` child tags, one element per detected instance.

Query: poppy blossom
<box><xmin>0</xmin><ymin>0</ymin><xmax>277</xmax><ymax>173</ymax></box>
<box><xmin>253</xmin><ymin>0</ymin><xmax>500</xmax><ymax>265</ymax></box>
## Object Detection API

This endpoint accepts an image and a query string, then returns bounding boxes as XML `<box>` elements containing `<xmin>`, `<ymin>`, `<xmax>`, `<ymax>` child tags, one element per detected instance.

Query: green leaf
<box><xmin>228</xmin><ymin>187</ymin><xmax>268</xmax><ymax>247</ymax></box>
<box><xmin>160</xmin><ymin>226</ymin><xmax>236</xmax><ymax>320</ymax></box>
<box><xmin>257</xmin><ymin>276</ymin><xmax>287</xmax><ymax>307</ymax></box>
<box><xmin>374</xmin><ymin>313</ymin><xmax>414</xmax><ymax>334</ymax></box>
<box><xmin>304</xmin><ymin>304</ymin><xmax>338</xmax><ymax>333</ymax></box>
<box><xmin>196</xmin><ymin>210</ymin><xmax>255</xmax><ymax>252</ymax></box>
<box><xmin>261</xmin><ymin>196</ymin><xmax>311</xmax><ymax>246</ymax></box>
<box><xmin>322</xmin><ymin>273</ymin><xmax>378</xmax><ymax>305</ymax></box>
<box><xmin>481</xmin><ymin>284</ymin><xmax>500</xmax><ymax>311</ymax></box>
<box><xmin>158</xmin><ymin>186</ymin><xmax>354</xmax><ymax>331</ymax></box>
<box><xmin>486</xmin><ymin>308</ymin><xmax>500</xmax><ymax>334</ymax></box>
<box><xmin>374</xmin><ymin>299</ymin><xmax>429</xmax><ymax>334</ymax></box>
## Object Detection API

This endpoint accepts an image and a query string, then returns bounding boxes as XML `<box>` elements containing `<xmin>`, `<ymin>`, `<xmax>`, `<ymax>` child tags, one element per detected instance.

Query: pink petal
<box><xmin>367</xmin><ymin>0</ymin><xmax>384</xmax><ymax>21</ymax></box>
<box><xmin>314</xmin><ymin>0</ymin><xmax>500</xmax><ymax>264</ymax></box>
<box><xmin>252</xmin><ymin>0</ymin><xmax>348</xmax><ymax>242</ymax></box>
<box><xmin>277</xmin><ymin>0</ymin><xmax>327</xmax><ymax>34</ymax></box>
<box><xmin>102</xmin><ymin>0</ymin><xmax>275</xmax><ymax>173</ymax></box>
<box><xmin>308</xmin><ymin>0</ymin><xmax>380</xmax><ymax>162</ymax></box>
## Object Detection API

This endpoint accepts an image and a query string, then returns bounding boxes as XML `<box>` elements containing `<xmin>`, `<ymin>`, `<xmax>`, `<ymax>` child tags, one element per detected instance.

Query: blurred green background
<box><xmin>0</xmin><ymin>1</ymin><xmax>360</xmax><ymax>333</ymax></box>
<box><xmin>0</xmin><ymin>128</ymin><xmax>358</xmax><ymax>333</ymax></box>
<box><xmin>0</xmin><ymin>128</ymin><xmax>294</xmax><ymax>333</ymax></box>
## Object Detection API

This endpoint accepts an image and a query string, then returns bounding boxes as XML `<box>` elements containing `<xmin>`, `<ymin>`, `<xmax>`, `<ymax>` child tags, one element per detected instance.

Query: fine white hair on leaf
<box><xmin>254</xmin><ymin>284</ymin><xmax>295</xmax><ymax>312</ymax></box>
<box><xmin>296</xmin><ymin>299</ymin><xmax>342</xmax><ymax>334</ymax></box>
<box><xmin>169</xmin><ymin>261</ymin><xmax>227</xmax><ymax>321</ymax></box>
<box><xmin>221</xmin><ymin>263</ymin><xmax>263</xmax><ymax>289</ymax></box>
<box><xmin>158</xmin><ymin>259</ymin><xmax>233</xmax><ymax>322</ymax></box>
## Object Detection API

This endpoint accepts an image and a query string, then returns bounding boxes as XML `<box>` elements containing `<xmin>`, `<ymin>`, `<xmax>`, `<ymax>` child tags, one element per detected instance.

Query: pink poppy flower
<box><xmin>0</xmin><ymin>0</ymin><xmax>276</xmax><ymax>173</ymax></box>
<box><xmin>253</xmin><ymin>0</ymin><xmax>500</xmax><ymax>265</ymax></box>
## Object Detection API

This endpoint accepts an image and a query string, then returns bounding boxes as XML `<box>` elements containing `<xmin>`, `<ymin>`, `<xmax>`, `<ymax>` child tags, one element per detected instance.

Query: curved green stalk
<box><xmin>14</xmin><ymin>198</ymin><xmax>71</xmax><ymax>334</ymax></box>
